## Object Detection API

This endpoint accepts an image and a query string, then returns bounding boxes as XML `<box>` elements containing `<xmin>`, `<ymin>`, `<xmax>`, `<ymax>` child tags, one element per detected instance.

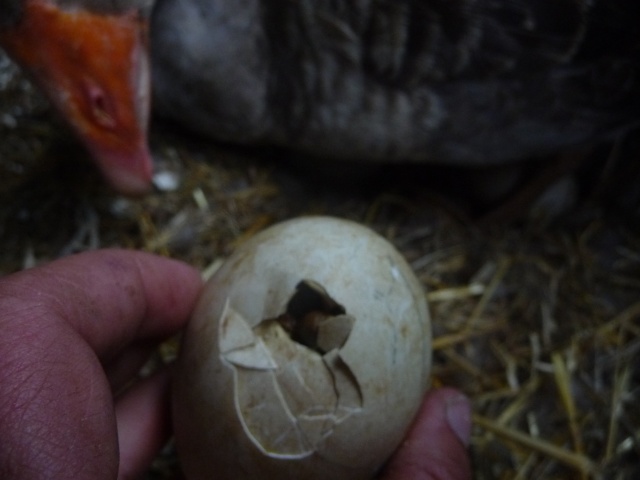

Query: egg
<box><xmin>173</xmin><ymin>216</ymin><xmax>432</xmax><ymax>480</ymax></box>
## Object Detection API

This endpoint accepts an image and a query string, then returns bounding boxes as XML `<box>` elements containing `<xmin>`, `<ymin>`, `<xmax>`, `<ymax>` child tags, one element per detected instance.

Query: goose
<box><xmin>2</xmin><ymin>0</ymin><xmax>639</xmax><ymax>194</ymax></box>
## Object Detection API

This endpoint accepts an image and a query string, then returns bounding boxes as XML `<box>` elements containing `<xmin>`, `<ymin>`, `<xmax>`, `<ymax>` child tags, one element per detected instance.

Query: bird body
<box><xmin>2</xmin><ymin>0</ymin><xmax>639</xmax><ymax>192</ymax></box>
<box><xmin>151</xmin><ymin>0</ymin><xmax>640</xmax><ymax>166</ymax></box>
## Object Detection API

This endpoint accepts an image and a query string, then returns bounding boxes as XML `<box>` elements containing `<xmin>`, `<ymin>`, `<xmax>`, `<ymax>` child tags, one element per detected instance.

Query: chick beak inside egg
<box><xmin>275</xmin><ymin>280</ymin><xmax>355</xmax><ymax>354</ymax></box>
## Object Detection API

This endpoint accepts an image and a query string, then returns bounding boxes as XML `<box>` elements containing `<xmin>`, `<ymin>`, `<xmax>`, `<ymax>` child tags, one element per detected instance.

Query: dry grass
<box><xmin>1</xmin><ymin>52</ymin><xmax>639</xmax><ymax>479</ymax></box>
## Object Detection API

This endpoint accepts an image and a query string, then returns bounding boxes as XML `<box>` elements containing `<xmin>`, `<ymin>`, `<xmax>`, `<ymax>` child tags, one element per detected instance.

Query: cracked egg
<box><xmin>173</xmin><ymin>216</ymin><xmax>432</xmax><ymax>480</ymax></box>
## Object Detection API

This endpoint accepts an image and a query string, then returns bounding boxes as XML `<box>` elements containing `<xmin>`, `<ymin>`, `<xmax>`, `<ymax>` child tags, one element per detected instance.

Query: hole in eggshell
<box><xmin>276</xmin><ymin>280</ymin><xmax>353</xmax><ymax>354</ymax></box>
<box><xmin>217</xmin><ymin>280</ymin><xmax>363</xmax><ymax>458</ymax></box>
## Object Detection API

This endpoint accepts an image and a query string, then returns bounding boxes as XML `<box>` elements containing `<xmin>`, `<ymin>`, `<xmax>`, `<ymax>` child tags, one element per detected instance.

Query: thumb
<box><xmin>380</xmin><ymin>387</ymin><xmax>472</xmax><ymax>480</ymax></box>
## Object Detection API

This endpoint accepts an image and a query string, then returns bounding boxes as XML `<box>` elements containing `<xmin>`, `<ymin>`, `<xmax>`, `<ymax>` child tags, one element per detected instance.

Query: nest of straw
<box><xmin>1</xmin><ymin>52</ymin><xmax>639</xmax><ymax>480</ymax></box>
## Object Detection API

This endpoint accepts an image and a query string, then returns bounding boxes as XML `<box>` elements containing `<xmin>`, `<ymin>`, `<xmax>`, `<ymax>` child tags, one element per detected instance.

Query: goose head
<box><xmin>0</xmin><ymin>0</ymin><xmax>153</xmax><ymax>194</ymax></box>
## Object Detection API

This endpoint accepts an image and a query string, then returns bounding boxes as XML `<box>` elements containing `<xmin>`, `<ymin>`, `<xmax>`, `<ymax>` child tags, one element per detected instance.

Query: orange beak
<box><xmin>0</xmin><ymin>0</ymin><xmax>153</xmax><ymax>195</ymax></box>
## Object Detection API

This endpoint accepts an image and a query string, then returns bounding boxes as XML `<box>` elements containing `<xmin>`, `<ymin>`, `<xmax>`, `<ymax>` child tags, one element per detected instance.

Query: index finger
<box><xmin>0</xmin><ymin>248</ymin><xmax>203</xmax><ymax>359</ymax></box>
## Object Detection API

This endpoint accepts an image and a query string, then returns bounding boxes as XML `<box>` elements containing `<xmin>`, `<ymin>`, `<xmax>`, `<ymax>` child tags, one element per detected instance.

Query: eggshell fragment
<box><xmin>173</xmin><ymin>216</ymin><xmax>431</xmax><ymax>480</ymax></box>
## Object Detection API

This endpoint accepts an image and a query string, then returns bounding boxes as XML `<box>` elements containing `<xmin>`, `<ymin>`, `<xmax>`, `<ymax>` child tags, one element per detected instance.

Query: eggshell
<box><xmin>173</xmin><ymin>216</ymin><xmax>431</xmax><ymax>480</ymax></box>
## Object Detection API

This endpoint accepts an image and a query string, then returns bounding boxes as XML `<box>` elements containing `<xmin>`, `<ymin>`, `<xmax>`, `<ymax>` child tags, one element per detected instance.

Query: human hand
<box><xmin>0</xmin><ymin>249</ymin><xmax>203</xmax><ymax>480</ymax></box>
<box><xmin>0</xmin><ymin>249</ymin><xmax>471</xmax><ymax>480</ymax></box>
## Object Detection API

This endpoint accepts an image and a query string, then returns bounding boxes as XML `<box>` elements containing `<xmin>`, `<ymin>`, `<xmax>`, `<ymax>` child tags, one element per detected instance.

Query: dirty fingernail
<box><xmin>446</xmin><ymin>394</ymin><xmax>472</xmax><ymax>447</ymax></box>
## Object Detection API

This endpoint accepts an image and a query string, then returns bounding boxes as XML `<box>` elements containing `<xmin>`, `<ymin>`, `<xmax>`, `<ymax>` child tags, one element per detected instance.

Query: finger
<box><xmin>116</xmin><ymin>369</ymin><xmax>173</xmax><ymax>480</ymax></box>
<box><xmin>380</xmin><ymin>388</ymin><xmax>472</xmax><ymax>480</ymax></box>
<box><xmin>104</xmin><ymin>342</ymin><xmax>157</xmax><ymax>394</ymax></box>
<box><xmin>0</xmin><ymin>249</ymin><xmax>203</xmax><ymax>359</ymax></box>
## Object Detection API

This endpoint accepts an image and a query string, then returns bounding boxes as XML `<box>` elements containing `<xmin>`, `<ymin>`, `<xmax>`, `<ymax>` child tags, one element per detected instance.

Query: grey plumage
<box><xmin>151</xmin><ymin>0</ymin><xmax>640</xmax><ymax>166</ymax></box>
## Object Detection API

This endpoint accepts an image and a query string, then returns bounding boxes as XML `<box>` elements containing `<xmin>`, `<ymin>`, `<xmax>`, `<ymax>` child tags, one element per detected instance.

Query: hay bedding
<box><xmin>1</xmin><ymin>52</ymin><xmax>639</xmax><ymax>479</ymax></box>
